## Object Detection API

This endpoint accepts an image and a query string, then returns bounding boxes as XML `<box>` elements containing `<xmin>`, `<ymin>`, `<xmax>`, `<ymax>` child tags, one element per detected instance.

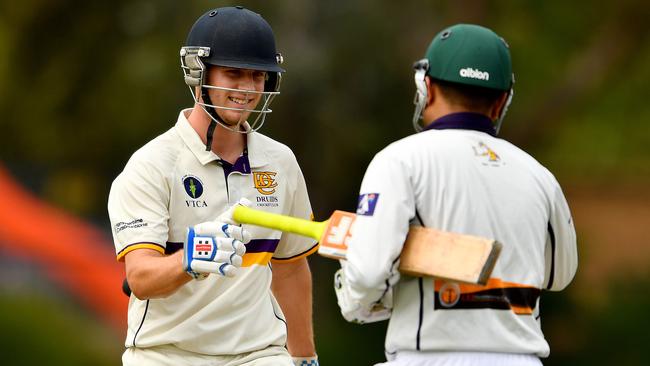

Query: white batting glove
<box><xmin>293</xmin><ymin>355</ymin><xmax>319</xmax><ymax>366</ymax></box>
<box><xmin>182</xmin><ymin>198</ymin><xmax>254</xmax><ymax>279</ymax></box>
<box><xmin>217</xmin><ymin>197</ymin><xmax>253</xmax><ymax>224</ymax></box>
<box><xmin>183</xmin><ymin>223</ymin><xmax>251</xmax><ymax>280</ymax></box>
<box><xmin>334</xmin><ymin>267</ymin><xmax>392</xmax><ymax>324</ymax></box>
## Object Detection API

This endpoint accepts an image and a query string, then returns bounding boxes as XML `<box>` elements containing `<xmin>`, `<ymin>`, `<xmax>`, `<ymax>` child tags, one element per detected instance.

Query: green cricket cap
<box><xmin>425</xmin><ymin>24</ymin><xmax>513</xmax><ymax>91</ymax></box>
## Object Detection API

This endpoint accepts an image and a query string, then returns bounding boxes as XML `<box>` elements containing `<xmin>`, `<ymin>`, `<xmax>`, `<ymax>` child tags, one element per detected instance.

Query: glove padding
<box><xmin>334</xmin><ymin>267</ymin><xmax>393</xmax><ymax>324</ymax></box>
<box><xmin>292</xmin><ymin>355</ymin><xmax>319</xmax><ymax>366</ymax></box>
<box><xmin>183</xmin><ymin>221</ymin><xmax>251</xmax><ymax>279</ymax></box>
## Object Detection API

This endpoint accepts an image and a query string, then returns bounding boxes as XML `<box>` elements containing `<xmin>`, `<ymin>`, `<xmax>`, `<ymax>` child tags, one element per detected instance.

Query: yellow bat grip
<box><xmin>233</xmin><ymin>205</ymin><xmax>326</xmax><ymax>241</ymax></box>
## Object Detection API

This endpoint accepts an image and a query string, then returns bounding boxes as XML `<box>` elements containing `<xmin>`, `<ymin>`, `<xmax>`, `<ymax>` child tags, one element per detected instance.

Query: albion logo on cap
<box><xmin>459</xmin><ymin>67</ymin><xmax>490</xmax><ymax>81</ymax></box>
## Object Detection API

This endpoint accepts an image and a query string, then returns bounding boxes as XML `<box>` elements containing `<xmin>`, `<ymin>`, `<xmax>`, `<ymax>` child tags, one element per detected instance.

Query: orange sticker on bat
<box><xmin>318</xmin><ymin>211</ymin><xmax>357</xmax><ymax>259</ymax></box>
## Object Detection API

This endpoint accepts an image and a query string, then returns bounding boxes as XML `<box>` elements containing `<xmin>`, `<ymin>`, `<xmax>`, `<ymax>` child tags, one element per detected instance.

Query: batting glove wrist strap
<box><xmin>292</xmin><ymin>355</ymin><xmax>319</xmax><ymax>366</ymax></box>
<box><xmin>183</xmin><ymin>228</ymin><xmax>211</xmax><ymax>280</ymax></box>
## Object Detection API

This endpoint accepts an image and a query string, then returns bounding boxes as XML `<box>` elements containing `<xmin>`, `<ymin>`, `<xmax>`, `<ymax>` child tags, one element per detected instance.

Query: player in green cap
<box><xmin>333</xmin><ymin>24</ymin><xmax>577</xmax><ymax>366</ymax></box>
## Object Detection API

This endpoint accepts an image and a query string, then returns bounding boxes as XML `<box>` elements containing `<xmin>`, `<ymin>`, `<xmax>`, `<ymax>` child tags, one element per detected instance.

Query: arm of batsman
<box><xmin>183</xmin><ymin>200</ymin><xmax>253</xmax><ymax>279</ymax></box>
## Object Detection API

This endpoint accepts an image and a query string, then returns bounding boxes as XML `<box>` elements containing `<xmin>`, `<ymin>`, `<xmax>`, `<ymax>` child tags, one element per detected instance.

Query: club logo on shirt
<box><xmin>438</xmin><ymin>282</ymin><xmax>461</xmax><ymax>308</ymax></box>
<box><xmin>253</xmin><ymin>171</ymin><xmax>278</xmax><ymax>195</ymax></box>
<box><xmin>183</xmin><ymin>175</ymin><xmax>204</xmax><ymax>198</ymax></box>
<box><xmin>472</xmin><ymin>141</ymin><xmax>504</xmax><ymax>167</ymax></box>
<box><xmin>182</xmin><ymin>175</ymin><xmax>208</xmax><ymax>208</ymax></box>
<box><xmin>356</xmin><ymin>193</ymin><xmax>379</xmax><ymax>216</ymax></box>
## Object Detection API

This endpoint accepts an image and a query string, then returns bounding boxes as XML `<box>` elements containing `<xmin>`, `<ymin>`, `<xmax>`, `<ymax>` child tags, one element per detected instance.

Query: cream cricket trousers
<box><xmin>375</xmin><ymin>351</ymin><xmax>543</xmax><ymax>366</ymax></box>
<box><xmin>122</xmin><ymin>344</ymin><xmax>293</xmax><ymax>366</ymax></box>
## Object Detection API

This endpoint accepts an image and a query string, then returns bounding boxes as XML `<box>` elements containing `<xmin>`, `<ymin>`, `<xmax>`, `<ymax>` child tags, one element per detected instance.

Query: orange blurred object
<box><xmin>0</xmin><ymin>165</ymin><xmax>127</xmax><ymax>333</ymax></box>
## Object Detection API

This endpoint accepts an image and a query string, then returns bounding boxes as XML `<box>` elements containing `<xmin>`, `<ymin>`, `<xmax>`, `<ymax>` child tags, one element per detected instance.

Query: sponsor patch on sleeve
<box><xmin>115</xmin><ymin>218</ymin><xmax>148</xmax><ymax>233</ymax></box>
<box><xmin>356</xmin><ymin>193</ymin><xmax>379</xmax><ymax>216</ymax></box>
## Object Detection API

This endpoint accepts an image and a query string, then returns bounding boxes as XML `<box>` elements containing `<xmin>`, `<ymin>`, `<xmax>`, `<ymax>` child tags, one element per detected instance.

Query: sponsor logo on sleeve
<box><xmin>356</xmin><ymin>193</ymin><xmax>379</xmax><ymax>216</ymax></box>
<box><xmin>115</xmin><ymin>218</ymin><xmax>148</xmax><ymax>233</ymax></box>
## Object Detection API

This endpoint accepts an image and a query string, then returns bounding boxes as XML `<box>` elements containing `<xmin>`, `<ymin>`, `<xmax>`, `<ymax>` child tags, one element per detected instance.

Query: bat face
<box><xmin>318</xmin><ymin>210</ymin><xmax>356</xmax><ymax>259</ymax></box>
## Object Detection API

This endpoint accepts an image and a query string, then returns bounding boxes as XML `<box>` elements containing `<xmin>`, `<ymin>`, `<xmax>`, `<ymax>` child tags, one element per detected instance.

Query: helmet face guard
<box><xmin>412</xmin><ymin>59</ymin><xmax>429</xmax><ymax>133</ymax></box>
<box><xmin>180</xmin><ymin>46</ymin><xmax>281</xmax><ymax>134</ymax></box>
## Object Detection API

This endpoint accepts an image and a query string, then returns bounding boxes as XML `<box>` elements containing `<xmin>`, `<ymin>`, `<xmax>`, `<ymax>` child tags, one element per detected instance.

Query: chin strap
<box><xmin>201</xmin><ymin>88</ymin><xmax>224</xmax><ymax>151</ymax></box>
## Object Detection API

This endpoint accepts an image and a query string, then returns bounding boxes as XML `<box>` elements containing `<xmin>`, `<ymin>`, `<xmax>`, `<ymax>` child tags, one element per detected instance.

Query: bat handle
<box><xmin>232</xmin><ymin>205</ymin><xmax>325</xmax><ymax>241</ymax></box>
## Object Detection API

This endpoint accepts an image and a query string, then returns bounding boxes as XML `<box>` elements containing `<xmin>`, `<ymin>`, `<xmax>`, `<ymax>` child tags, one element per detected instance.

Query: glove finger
<box><xmin>230</xmin><ymin>254</ymin><xmax>243</xmax><ymax>267</ymax></box>
<box><xmin>214</xmin><ymin>248</ymin><xmax>237</xmax><ymax>263</ymax></box>
<box><xmin>194</xmin><ymin>222</ymin><xmax>227</xmax><ymax>236</ymax></box>
<box><xmin>192</xmin><ymin>260</ymin><xmax>238</xmax><ymax>277</ymax></box>
<box><xmin>224</xmin><ymin>225</ymin><xmax>252</xmax><ymax>243</ymax></box>
<box><xmin>217</xmin><ymin>237</ymin><xmax>246</xmax><ymax>256</ymax></box>
<box><xmin>190</xmin><ymin>260</ymin><xmax>220</xmax><ymax>274</ymax></box>
<box><xmin>233</xmin><ymin>241</ymin><xmax>246</xmax><ymax>256</ymax></box>
<box><xmin>213</xmin><ymin>243</ymin><xmax>244</xmax><ymax>266</ymax></box>
<box><xmin>220</xmin><ymin>264</ymin><xmax>238</xmax><ymax>277</ymax></box>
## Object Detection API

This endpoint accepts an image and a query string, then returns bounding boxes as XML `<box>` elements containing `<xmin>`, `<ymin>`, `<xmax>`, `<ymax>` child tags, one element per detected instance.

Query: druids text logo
<box><xmin>459</xmin><ymin>67</ymin><xmax>489</xmax><ymax>81</ymax></box>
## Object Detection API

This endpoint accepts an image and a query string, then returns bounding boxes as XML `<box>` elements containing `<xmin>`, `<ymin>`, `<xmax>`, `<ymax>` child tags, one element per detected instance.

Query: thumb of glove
<box><xmin>218</xmin><ymin>198</ymin><xmax>253</xmax><ymax>224</ymax></box>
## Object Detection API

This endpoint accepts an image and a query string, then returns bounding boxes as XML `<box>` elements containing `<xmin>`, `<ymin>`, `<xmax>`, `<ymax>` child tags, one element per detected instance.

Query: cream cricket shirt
<box><xmin>108</xmin><ymin>109</ymin><xmax>317</xmax><ymax>355</ymax></box>
<box><xmin>344</xmin><ymin>113</ymin><xmax>577</xmax><ymax>359</ymax></box>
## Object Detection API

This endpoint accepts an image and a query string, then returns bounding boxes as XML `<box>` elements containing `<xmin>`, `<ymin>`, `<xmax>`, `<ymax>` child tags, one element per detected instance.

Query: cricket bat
<box><xmin>232</xmin><ymin>206</ymin><xmax>501</xmax><ymax>285</ymax></box>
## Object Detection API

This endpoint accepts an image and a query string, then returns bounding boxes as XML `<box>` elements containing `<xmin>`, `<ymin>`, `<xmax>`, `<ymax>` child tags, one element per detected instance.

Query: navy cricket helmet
<box><xmin>180</xmin><ymin>6</ymin><xmax>284</xmax><ymax>144</ymax></box>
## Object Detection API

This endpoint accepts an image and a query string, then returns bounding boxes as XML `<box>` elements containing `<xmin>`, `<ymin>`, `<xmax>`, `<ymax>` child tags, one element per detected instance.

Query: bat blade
<box><xmin>232</xmin><ymin>206</ymin><xmax>501</xmax><ymax>284</ymax></box>
<box><xmin>400</xmin><ymin>226</ymin><xmax>502</xmax><ymax>285</ymax></box>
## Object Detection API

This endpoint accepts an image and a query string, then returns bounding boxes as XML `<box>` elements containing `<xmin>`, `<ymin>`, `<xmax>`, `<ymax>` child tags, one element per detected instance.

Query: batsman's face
<box><xmin>206</xmin><ymin>66</ymin><xmax>266</xmax><ymax>125</ymax></box>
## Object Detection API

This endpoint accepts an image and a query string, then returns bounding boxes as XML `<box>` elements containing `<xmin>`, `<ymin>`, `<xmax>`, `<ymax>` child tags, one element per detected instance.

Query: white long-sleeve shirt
<box><xmin>344</xmin><ymin>113</ymin><xmax>577</xmax><ymax>359</ymax></box>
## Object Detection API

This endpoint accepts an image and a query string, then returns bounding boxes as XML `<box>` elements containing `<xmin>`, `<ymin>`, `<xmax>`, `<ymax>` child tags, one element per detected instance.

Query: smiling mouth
<box><xmin>228</xmin><ymin>96</ymin><xmax>253</xmax><ymax>106</ymax></box>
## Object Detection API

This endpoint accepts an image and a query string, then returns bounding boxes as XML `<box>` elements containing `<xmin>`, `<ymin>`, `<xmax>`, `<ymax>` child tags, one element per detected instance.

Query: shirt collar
<box><xmin>175</xmin><ymin>108</ymin><xmax>269</xmax><ymax>169</ymax></box>
<box><xmin>423</xmin><ymin>112</ymin><xmax>497</xmax><ymax>137</ymax></box>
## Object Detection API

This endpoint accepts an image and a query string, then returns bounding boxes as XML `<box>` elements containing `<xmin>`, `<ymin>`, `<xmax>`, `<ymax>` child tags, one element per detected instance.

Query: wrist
<box><xmin>292</xmin><ymin>355</ymin><xmax>318</xmax><ymax>366</ymax></box>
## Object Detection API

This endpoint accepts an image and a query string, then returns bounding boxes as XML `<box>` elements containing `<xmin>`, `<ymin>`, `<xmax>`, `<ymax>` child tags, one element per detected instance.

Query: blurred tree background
<box><xmin>1</xmin><ymin>0</ymin><xmax>649</xmax><ymax>365</ymax></box>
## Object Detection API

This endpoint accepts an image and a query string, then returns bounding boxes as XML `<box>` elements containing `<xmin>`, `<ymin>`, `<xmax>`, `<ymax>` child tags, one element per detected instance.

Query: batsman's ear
<box><xmin>425</xmin><ymin>77</ymin><xmax>436</xmax><ymax>105</ymax></box>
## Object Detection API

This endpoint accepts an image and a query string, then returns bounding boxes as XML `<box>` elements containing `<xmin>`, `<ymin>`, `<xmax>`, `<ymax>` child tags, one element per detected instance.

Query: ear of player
<box><xmin>183</xmin><ymin>220</ymin><xmax>251</xmax><ymax>279</ymax></box>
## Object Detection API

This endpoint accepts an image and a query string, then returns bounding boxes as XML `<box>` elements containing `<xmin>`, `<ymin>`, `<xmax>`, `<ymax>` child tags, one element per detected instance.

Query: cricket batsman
<box><xmin>334</xmin><ymin>24</ymin><xmax>578</xmax><ymax>366</ymax></box>
<box><xmin>108</xmin><ymin>7</ymin><xmax>319</xmax><ymax>366</ymax></box>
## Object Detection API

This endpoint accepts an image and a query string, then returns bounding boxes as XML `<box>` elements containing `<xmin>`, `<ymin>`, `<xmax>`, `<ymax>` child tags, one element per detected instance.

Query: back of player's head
<box><xmin>412</xmin><ymin>24</ymin><xmax>515</xmax><ymax>133</ymax></box>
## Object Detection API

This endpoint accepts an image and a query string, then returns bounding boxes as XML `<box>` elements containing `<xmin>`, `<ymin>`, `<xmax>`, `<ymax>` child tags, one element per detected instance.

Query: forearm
<box><xmin>271</xmin><ymin>258</ymin><xmax>315</xmax><ymax>357</ymax></box>
<box><xmin>125</xmin><ymin>249</ymin><xmax>192</xmax><ymax>299</ymax></box>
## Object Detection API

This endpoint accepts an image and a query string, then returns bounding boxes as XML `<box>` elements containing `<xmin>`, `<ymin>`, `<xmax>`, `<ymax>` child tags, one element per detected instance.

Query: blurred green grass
<box><xmin>0</xmin><ymin>291</ymin><xmax>122</xmax><ymax>365</ymax></box>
